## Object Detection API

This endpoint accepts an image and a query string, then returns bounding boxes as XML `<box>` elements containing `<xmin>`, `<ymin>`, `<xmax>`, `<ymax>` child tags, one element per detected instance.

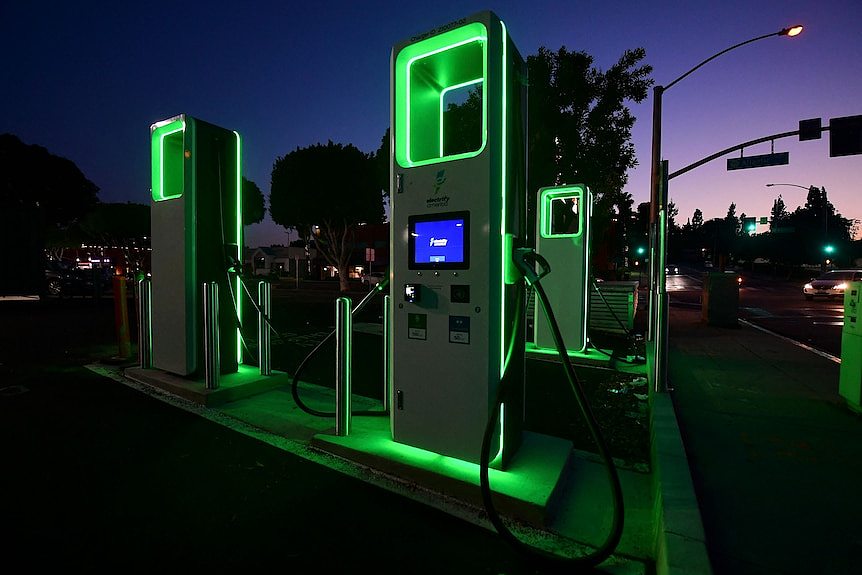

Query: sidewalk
<box><xmin>667</xmin><ymin>305</ymin><xmax>862</xmax><ymax>574</ymax></box>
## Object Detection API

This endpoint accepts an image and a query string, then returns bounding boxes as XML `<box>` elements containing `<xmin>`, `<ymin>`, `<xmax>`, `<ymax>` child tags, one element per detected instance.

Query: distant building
<box><xmin>250</xmin><ymin>245</ymin><xmax>318</xmax><ymax>277</ymax></box>
<box><xmin>247</xmin><ymin>222</ymin><xmax>390</xmax><ymax>281</ymax></box>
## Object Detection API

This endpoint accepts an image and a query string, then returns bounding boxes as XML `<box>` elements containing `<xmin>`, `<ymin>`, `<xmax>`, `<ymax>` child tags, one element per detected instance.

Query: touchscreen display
<box><xmin>409</xmin><ymin>212</ymin><xmax>469</xmax><ymax>269</ymax></box>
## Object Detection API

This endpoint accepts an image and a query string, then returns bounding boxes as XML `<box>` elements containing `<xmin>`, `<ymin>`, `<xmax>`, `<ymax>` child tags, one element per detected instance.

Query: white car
<box><xmin>361</xmin><ymin>271</ymin><xmax>385</xmax><ymax>288</ymax></box>
<box><xmin>803</xmin><ymin>269</ymin><xmax>862</xmax><ymax>300</ymax></box>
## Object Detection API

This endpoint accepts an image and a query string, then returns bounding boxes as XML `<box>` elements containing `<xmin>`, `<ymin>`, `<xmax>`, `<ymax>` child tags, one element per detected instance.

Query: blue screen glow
<box><xmin>413</xmin><ymin>218</ymin><xmax>466</xmax><ymax>264</ymax></box>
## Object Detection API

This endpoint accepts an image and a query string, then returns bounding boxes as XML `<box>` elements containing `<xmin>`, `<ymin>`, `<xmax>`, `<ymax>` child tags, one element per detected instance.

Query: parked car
<box><xmin>44</xmin><ymin>261</ymin><xmax>112</xmax><ymax>298</ymax></box>
<box><xmin>361</xmin><ymin>271</ymin><xmax>386</xmax><ymax>288</ymax></box>
<box><xmin>803</xmin><ymin>269</ymin><xmax>862</xmax><ymax>300</ymax></box>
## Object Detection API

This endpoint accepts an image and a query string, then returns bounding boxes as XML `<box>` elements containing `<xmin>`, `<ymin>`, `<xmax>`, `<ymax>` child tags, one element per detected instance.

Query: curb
<box><xmin>651</xmin><ymin>392</ymin><xmax>713</xmax><ymax>575</ymax></box>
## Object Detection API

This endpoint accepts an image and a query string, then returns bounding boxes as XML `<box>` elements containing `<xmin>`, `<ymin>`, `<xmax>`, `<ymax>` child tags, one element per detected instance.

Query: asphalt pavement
<box><xmin>6</xmin><ymin>272</ymin><xmax>858</xmax><ymax>574</ymax></box>
<box><xmin>667</xmin><ymin>303</ymin><xmax>862</xmax><ymax>574</ymax></box>
<box><xmin>0</xmin><ymin>297</ymin><xmax>643</xmax><ymax>574</ymax></box>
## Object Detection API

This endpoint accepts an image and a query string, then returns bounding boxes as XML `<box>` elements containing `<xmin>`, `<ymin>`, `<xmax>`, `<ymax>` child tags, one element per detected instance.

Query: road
<box><xmin>665</xmin><ymin>266</ymin><xmax>843</xmax><ymax>359</ymax></box>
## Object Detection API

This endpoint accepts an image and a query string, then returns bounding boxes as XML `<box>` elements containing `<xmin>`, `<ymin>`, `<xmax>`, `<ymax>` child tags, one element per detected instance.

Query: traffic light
<box><xmin>636</xmin><ymin>246</ymin><xmax>646</xmax><ymax>256</ymax></box>
<box><xmin>742</xmin><ymin>217</ymin><xmax>756</xmax><ymax>233</ymax></box>
<box><xmin>824</xmin><ymin>244</ymin><xmax>835</xmax><ymax>254</ymax></box>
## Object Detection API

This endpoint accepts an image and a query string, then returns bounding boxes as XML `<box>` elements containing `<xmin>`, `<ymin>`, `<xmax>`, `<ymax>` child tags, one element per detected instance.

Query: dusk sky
<box><xmin>2</xmin><ymin>0</ymin><xmax>859</xmax><ymax>247</ymax></box>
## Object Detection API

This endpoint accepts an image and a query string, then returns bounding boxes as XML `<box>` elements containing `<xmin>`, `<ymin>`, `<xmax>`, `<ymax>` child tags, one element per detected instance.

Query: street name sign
<box><xmin>727</xmin><ymin>152</ymin><xmax>789</xmax><ymax>171</ymax></box>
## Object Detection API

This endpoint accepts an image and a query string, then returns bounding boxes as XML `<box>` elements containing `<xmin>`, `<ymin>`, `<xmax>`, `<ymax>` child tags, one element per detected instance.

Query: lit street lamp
<box><xmin>648</xmin><ymin>24</ymin><xmax>803</xmax><ymax>392</ymax></box>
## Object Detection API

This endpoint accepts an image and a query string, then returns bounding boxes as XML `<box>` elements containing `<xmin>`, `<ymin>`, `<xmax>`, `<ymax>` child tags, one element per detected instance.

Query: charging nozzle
<box><xmin>512</xmin><ymin>248</ymin><xmax>551</xmax><ymax>286</ymax></box>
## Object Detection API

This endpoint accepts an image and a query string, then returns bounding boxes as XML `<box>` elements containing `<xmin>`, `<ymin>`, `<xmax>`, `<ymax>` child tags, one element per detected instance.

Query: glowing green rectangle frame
<box><xmin>394</xmin><ymin>22</ymin><xmax>488</xmax><ymax>167</ymax></box>
<box><xmin>151</xmin><ymin>119</ymin><xmax>185</xmax><ymax>201</ymax></box>
<box><xmin>539</xmin><ymin>186</ymin><xmax>587</xmax><ymax>239</ymax></box>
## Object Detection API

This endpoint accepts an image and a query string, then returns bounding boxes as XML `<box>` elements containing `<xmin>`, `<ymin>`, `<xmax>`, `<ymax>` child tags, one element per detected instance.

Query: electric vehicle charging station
<box><xmin>389</xmin><ymin>11</ymin><xmax>528</xmax><ymax>466</ymax></box>
<box><xmin>532</xmin><ymin>185</ymin><xmax>593</xmax><ymax>354</ymax></box>
<box><xmin>839</xmin><ymin>281</ymin><xmax>862</xmax><ymax>412</ymax></box>
<box><xmin>149</xmin><ymin>114</ymin><xmax>242</xmax><ymax>377</ymax></box>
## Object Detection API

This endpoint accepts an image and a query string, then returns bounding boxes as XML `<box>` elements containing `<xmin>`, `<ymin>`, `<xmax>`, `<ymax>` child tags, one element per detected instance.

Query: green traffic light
<box><xmin>636</xmin><ymin>246</ymin><xmax>645</xmax><ymax>255</ymax></box>
<box><xmin>824</xmin><ymin>244</ymin><xmax>835</xmax><ymax>254</ymax></box>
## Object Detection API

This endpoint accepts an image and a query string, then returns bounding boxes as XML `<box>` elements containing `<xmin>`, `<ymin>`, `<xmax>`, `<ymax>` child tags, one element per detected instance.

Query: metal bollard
<box><xmin>203</xmin><ymin>282</ymin><xmax>220</xmax><ymax>390</ymax></box>
<box><xmin>383</xmin><ymin>294</ymin><xmax>391</xmax><ymax>412</ymax></box>
<box><xmin>335</xmin><ymin>296</ymin><xmax>352</xmax><ymax>436</ymax></box>
<box><xmin>258</xmin><ymin>280</ymin><xmax>272</xmax><ymax>376</ymax></box>
<box><xmin>137</xmin><ymin>278</ymin><xmax>152</xmax><ymax>369</ymax></box>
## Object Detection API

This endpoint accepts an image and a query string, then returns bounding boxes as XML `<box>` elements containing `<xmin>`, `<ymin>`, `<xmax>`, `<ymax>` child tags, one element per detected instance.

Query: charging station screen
<box><xmin>408</xmin><ymin>212</ymin><xmax>469</xmax><ymax>269</ymax></box>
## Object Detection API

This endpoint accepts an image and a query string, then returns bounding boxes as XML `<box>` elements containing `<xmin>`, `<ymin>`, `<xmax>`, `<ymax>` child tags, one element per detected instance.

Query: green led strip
<box><xmin>499</xmin><ymin>20</ymin><xmax>508</xmax><ymax>457</ymax></box>
<box><xmin>151</xmin><ymin>119</ymin><xmax>185</xmax><ymax>201</ymax></box>
<box><xmin>233</xmin><ymin>130</ymin><xmax>243</xmax><ymax>364</ymax></box>
<box><xmin>582</xmin><ymin>189</ymin><xmax>591</xmax><ymax>350</ymax></box>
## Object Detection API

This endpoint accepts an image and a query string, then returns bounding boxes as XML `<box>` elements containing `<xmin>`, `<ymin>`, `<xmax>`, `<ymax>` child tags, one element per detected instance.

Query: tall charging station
<box><xmin>389</xmin><ymin>11</ymin><xmax>528</xmax><ymax>466</ymax></box>
<box><xmin>149</xmin><ymin>114</ymin><xmax>242</xmax><ymax>377</ymax></box>
<box><xmin>533</xmin><ymin>185</ymin><xmax>593</xmax><ymax>353</ymax></box>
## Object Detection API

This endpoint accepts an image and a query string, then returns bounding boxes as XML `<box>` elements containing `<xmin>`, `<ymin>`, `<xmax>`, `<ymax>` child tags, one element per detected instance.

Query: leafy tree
<box><xmin>0</xmin><ymin>133</ymin><xmax>99</xmax><ymax>231</ymax></box>
<box><xmin>270</xmin><ymin>141</ymin><xmax>384</xmax><ymax>292</ymax></box>
<box><xmin>784</xmin><ymin>186</ymin><xmax>853</xmax><ymax>266</ymax></box>
<box><xmin>526</xmin><ymin>46</ymin><xmax>653</xmax><ymax>272</ymax></box>
<box><xmin>373</xmin><ymin>128</ymin><xmax>390</xmax><ymax>199</ymax></box>
<box><xmin>691</xmin><ymin>208</ymin><xmax>703</xmax><ymax>230</ymax></box>
<box><xmin>770</xmin><ymin>194</ymin><xmax>789</xmax><ymax>230</ymax></box>
<box><xmin>667</xmin><ymin>199</ymin><xmax>679</xmax><ymax>231</ymax></box>
<box><xmin>242</xmin><ymin>177</ymin><xmax>265</xmax><ymax>226</ymax></box>
<box><xmin>0</xmin><ymin>133</ymin><xmax>99</xmax><ymax>293</ymax></box>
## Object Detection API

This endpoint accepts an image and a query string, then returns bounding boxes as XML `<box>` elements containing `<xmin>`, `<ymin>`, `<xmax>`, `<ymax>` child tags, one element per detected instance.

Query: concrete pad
<box><xmin>548</xmin><ymin>450</ymin><xmax>655</xmax><ymax>560</ymax></box>
<box><xmin>124</xmin><ymin>365</ymin><xmax>290</xmax><ymax>406</ymax></box>
<box><xmin>311</xmin><ymin>419</ymin><xmax>572</xmax><ymax>529</ymax></box>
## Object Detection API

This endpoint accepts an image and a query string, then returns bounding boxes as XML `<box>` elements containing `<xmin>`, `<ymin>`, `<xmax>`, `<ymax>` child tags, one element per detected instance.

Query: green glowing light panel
<box><xmin>534</xmin><ymin>185</ymin><xmax>593</xmax><ymax>353</ymax></box>
<box><xmin>390</xmin><ymin>11</ymin><xmax>527</xmax><ymax>467</ymax></box>
<box><xmin>150</xmin><ymin>114</ymin><xmax>242</xmax><ymax>377</ymax></box>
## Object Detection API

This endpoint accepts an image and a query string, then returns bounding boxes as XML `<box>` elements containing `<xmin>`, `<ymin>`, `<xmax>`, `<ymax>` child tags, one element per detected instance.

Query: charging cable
<box><xmin>480</xmin><ymin>248</ymin><xmax>625</xmax><ymax>568</ymax></box>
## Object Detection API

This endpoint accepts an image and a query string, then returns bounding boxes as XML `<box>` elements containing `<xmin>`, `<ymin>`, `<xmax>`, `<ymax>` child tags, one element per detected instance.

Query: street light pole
<box><xmin>648</xmin><ymin>24</ymin><xmax>802</xmax><ymax>393</ymax></box>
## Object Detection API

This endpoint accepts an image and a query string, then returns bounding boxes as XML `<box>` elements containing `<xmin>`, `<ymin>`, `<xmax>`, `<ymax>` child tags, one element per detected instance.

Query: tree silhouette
<box><xmin>270</xmin><ymin>141</ymin><xmax>384</xmax><ymax>291</ymax></box>
<box><xmin>0</xmin><ymin>133</ymin><xmax>99</xmax><ymax>230</ymax></box>
<box><xmin>526</xmin><ymin>46</ymin><xmax>653</xmax><ymax>272</ymax></box>
<box><xmin>242</xmin><ymin>177</ymin><xmax>265</xmax><ymax>226</ymax></box>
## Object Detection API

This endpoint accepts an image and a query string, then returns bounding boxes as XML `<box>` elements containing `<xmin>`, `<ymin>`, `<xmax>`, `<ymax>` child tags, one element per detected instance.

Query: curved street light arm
<box><xmin>663</xmin><ymin>31</ymin><xmax>781</xmax><ymax>92</ymax></box>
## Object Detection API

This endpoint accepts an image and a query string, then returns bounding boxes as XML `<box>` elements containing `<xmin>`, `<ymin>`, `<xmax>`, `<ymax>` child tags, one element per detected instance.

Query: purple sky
<box><xmin>2</xmin><ymin>1</ymin><xmax>859</xmax><ymax>247</ymax></box>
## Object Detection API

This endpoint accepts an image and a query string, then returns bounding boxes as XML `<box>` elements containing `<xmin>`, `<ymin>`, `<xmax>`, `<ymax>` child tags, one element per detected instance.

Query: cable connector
<box><xmin>512</xmin><ymin>248</ymin><xmax>551</xmax><ymax>286</ymax></box>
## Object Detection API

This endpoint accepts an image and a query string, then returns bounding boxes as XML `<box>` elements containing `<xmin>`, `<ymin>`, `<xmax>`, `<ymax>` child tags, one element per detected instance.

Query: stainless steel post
<box><xmin>258</xmin><ymin>280</ymin><xmax>272</xmax><ymax>376</ymax></box>
<box><xmin>203</xmin><ymin>282</ymin><xmax>220</xmax><ymax>390</ymax></box>
<box><xmin>382</xmin><ymin>294</ymin><xmax>391</xmax><ymax>411</ymax></box>
<box><xmin>137</xmin><ymin>278</ymin><xmax>152</xmax><ymax>369</ymax></box>
<box><xmin>335</xmin><ymin>296</ymin><xmax>352</xmax><ymax>436</ymax></box>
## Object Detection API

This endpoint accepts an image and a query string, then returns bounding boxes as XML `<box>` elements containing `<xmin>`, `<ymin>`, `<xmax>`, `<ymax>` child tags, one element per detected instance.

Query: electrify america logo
<box><xmin>426</xmin><ymin>169</ymin><xmax>450</xmax><ymax>208</ymax></box>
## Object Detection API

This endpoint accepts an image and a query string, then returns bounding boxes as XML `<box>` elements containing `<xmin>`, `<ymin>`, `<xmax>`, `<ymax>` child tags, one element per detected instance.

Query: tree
<box><xmin>242</xmin><ymin>177</ymin><xmax>265</xmax><ymax>226</ymax></box>
<box><xmin>667</xmin><ymin>199</ymin><xmax>679</xmax><ymax>231</ymax></box>
<box><xmin>270</xmin><ymin>141</ymin><xmax>384</xmax><ymax>292</ymax></box>
<box><xmin>526</xmin><ymin>46</ymin><xmax>653</xmax><ymax>272</ymax></box>
<box><xmin>0</xmin><ymin>133</ymin><xmax>99</xmax><ymax>231</ymax></box>
<box><xmin>0</xmin><ymin>133</ymin><xmax>99</xmax><ymax>294</ymax></box>
<box><xmin>770</xmin><ymin>195</ymin><xmax>788</xmax><ymax>227</ymax></box>
<box><xmin>373</xmin><ymin>128</ymin><xmax>390</xmax><ymax>199</ymax></box>
<box><xmin>691</xmin><ymin>208</ymin><xmax>704</xmax><ymax>230</ymax></box>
